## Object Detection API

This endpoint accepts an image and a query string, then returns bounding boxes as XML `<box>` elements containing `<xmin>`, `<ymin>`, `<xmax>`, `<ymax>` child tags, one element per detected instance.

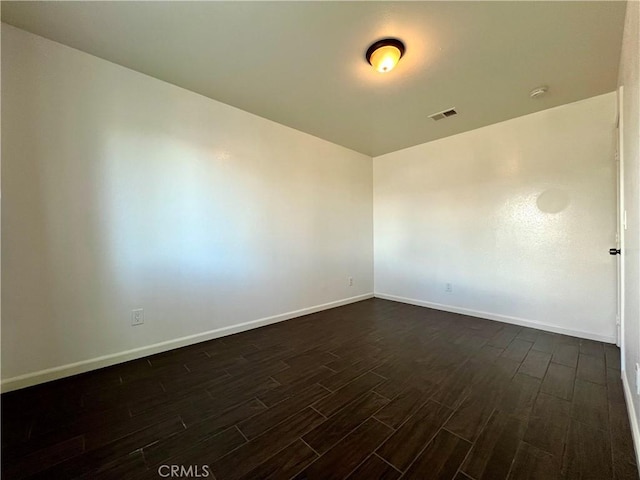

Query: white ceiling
<box><xmin>1</xmin><ymin>1</ymin><xmax>626</xmax><ymax>156</ymax></box>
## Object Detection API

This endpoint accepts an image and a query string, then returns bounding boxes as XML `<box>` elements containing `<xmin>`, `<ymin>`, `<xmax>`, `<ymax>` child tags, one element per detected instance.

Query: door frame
<box><xmin>617</xmin><ymin>85</ymin><xmax>626</xmax><ymax>370</ymax></box>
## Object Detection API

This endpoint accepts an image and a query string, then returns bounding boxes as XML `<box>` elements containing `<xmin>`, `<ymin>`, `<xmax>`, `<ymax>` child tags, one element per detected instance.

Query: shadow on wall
<box><xmin>101</xmin><ymin>132</ymin><xmax>256</xmax><ymax>279</ymax></box>
<box><xmin>537</xmin><ymin>188</ymin><xmax>570</xmax><ymax>214</ymax></box>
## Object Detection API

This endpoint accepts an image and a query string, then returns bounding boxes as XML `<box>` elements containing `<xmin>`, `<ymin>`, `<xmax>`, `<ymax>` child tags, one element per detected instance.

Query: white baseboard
<box><xmin>374</xmin><ymin>292</ymin><xmax>616</xmax><ymax>344</ymax></box>
<box><xmin>1</xmin><ymin>293</ymin><xmax>374</xmax><ymax>393</ymax></box>
<box><xmin>621</xmin><ymin>371</ymin><xmax>640</xmax><ymax>468</ymax></box>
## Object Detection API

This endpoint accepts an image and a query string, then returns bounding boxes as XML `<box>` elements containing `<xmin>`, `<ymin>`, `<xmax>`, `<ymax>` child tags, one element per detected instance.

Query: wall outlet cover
<box><xmin>132</xmin><ymin>308</ymin><xmax>144</xmax><ymax>326</ymax></box>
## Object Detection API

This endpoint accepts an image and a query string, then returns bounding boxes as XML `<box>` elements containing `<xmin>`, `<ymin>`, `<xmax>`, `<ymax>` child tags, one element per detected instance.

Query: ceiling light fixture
<box><xmin>366</xmin><ymin>38</ymin><xmax>405</xmax><ymax>73</ymax></box>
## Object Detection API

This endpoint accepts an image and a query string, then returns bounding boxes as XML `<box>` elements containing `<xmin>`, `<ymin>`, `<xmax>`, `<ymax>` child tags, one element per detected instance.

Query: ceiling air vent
<box><xmin>428</xmin><ymin>108</ymin><xmax>458</xmax><ymax>121</ymax></box>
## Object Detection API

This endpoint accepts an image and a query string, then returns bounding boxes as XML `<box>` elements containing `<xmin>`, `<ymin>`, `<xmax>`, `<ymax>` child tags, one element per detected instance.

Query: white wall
<box><xmin>1</xmin><ymin>25</ymin><xmax>373</xmax><ymax>390</ymax></box>
<box><xmin>374</xmin><ymin>93</ymin><xmax>618</xmax><ymax>342</ymax></box>
<box><xmin>619</xmin><ymin>0</ymin><xmax>640</xmax><ymax>466</ymax></box>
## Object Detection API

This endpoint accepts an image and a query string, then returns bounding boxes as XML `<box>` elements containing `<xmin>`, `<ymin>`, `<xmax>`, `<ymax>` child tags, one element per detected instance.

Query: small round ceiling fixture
<box><xmin>366</xmin><ymin>38</ymin><xmax>405</xmax><ymax>73</ymax></box>
<box><xmin>529</xmin><ymin>86</ymin><xmax>548</xmax><ymax>99</ymax></box>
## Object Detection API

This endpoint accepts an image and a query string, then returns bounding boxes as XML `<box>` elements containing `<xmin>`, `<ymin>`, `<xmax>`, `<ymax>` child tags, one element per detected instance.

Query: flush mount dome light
<box><xmin>366</xmin><ymin>38</ymin><xmax>405</xmax><ymax>73</ymax></box>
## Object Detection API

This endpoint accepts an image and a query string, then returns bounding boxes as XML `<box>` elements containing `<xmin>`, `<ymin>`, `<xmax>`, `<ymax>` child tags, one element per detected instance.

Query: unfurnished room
<box><xmin>1</xmin><ymin>1</ymin><xmax>640</xmax><ymax>479</ymax></box>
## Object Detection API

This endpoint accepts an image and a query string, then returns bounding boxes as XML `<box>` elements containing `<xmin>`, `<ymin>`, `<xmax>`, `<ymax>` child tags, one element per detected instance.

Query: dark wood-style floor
<box><xmin>1</xmin><ymin>298</ymin><xmax>638</xmax><ymax>480</ymax></box>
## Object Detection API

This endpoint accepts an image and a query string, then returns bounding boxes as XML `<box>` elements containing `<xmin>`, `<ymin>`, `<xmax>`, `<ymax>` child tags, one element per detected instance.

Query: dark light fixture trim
<box><xmin>365</xmin><ymin>38</ymin><xmax>405</xmax><ymax>73</ymax></box>
<box><xmin>365</xmin><ymin>38</ymin><xmax>406</xmax><ymax>67</ymax></box>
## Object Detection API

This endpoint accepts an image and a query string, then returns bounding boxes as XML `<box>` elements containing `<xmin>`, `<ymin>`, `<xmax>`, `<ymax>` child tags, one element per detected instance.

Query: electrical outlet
<box><xmin>349</xmin><ymin>277</ymin><xmax>353</xmax><ymax>287</ymax></box>
<box><xmin>131</xmin><ymin>308</ymin><xmax>144</xmax><ymax>326</ymax></box>
<box><xmin>445</xmin><ymin>283</ymin><xmax>453</xmax><ymax>293</ymax></box>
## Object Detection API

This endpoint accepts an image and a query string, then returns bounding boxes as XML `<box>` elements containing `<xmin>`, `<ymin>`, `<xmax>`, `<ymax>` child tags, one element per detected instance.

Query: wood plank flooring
<box><xmin>1</xmin><ymin>298</ymin><xmax>637</xmax><ymax>479</ymax></box>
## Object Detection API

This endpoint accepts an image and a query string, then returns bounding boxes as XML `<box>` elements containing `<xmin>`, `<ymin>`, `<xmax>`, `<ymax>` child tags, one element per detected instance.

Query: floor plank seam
<box><xmin>443</xmin><ymin>426</ymin><xmax>473</xmax><ymax>443</ymax></box>
<box><xmin>299</xmin><ymin>437</ymin><xmax>321</xmax><ymax>457</ymax></box>
<box><xmin>503</xmin><ymin>443</ymin><xmax>520</xmax><ymax>480</ymax></box>
<box><xmin>374</xmin><ymin>452</ymin><xmax>404</xmax><ymax>474</ymax></box>
<box><xmin>234</xmin><ymin>425</ymin><xmax>249</xmax><ymax>443</ymax></box>
<box><xmin>373</xmin><ymin>416</ymin><xmax>396</xmax><ymax>431</ymax></box>
<box><xmin>390</xmin><ymin>398</ymin><xmax>460</xmax><ymax>474</ymax></box>
<box><xmin>253</xmin><ymin>396</ymin><xmax>268</xmax><ymax>409</ymax></box>
<box><xmin>309</xmin><ymin>405</ymin><xmax>327</xmax><ymax>419</ymax></box>
<box><xmin>344</xmin><ymin>446</ymin><xmax>388</xmax><ymax>480</ymax></box>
